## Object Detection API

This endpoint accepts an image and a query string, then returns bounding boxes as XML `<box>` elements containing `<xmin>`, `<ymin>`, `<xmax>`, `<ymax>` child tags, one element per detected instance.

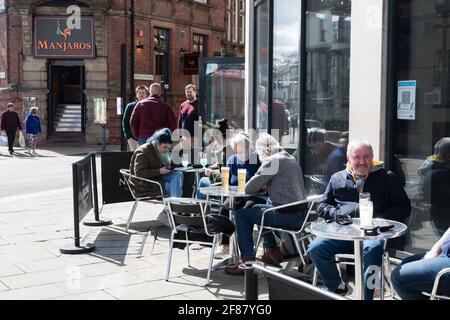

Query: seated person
<box><xmin>307</xmin><ymin>140</ymin><xmax>411</xmax><ymax>299</ymax></box>
<box><xmin>129</xmin><ymin>128</ymin><xmax>183</xmax><ymax>198</ymax></box>
<box><xmin>391</xmin><ymin>227</ymin><xmax>450</xmax><ymax>300</ymax></box>
<box><xmin>197</xmin><ymin>132</ymin><xmax>266</xmax><ymax>257</ymax></box>
<box><xmin>417</xmin><ymin>137</ymin><xmax>450</xmax><ymax>235</ymax></box>
<box><xmin>225</xmin><ymin>133</ymin><xmax>307</xmax><ymax>275</ymax></box>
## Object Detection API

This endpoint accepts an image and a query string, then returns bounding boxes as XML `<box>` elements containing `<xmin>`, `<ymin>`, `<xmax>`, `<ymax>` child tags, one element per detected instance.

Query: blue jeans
<box><xmin>235</xmin><ymin>204</ymin><xmax>306</xmax><ymax>260</ymax></box>
<box><xmin>196</xmin><ymin>177</ymin><xmax>211</xmax><ymax>200</ymax></box>
<box><xmin>307</xmin><ymin>237</ymin><xmax>384</xmax><ymax>300</ymax></box>
<box><xmin>391</xmin><ymin>251</ymin><xmax>450</xmax><ymax>300</ymax></box>
<box><xmin>160</xmin><ymin>171</ymin><xmax>183</xmax><ymax>197</ymax></box>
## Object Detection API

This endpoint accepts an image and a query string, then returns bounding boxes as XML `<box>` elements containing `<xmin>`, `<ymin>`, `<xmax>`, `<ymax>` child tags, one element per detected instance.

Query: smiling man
<box><xmin>307</xmin><ymin>140</ymin><xmax>411</xmax><ymax>300</ymax></box>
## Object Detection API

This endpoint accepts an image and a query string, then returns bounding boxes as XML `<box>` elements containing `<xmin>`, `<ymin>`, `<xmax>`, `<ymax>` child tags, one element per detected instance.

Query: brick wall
<box><xmin>1</xmin><ymin>0</ymin><xmax>236</xmax><ymax>145</ymax></box>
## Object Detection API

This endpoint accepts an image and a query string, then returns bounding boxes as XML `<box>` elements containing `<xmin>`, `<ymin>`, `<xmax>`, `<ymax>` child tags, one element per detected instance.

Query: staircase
<box><xmin>54</xmin><ymin>104</ymin><xmax>82</xmax><ymax>133</ymax></box>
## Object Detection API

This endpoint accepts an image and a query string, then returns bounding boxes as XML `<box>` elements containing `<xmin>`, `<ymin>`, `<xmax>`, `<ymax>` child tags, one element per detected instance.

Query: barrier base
<box><xmin>83</xmin><ymin>219</ymin><xmax>113</xmax><ymax>227</ymax></box>
<box><xmin>60</xmin><ymin>243</ymin><xmax>95</xmax><ymax>255</ymax></box>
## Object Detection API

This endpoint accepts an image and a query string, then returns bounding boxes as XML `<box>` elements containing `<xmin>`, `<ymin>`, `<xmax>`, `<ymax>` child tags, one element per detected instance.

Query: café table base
<box><xmin>354</xmin><ymin>240</ymin><xmax>364</xmax><ymax>300</ymax></box>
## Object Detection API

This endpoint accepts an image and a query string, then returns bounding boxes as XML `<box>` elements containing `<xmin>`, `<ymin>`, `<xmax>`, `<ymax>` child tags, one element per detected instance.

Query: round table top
<box><xmin>199</xmin><ymin>185</ymin><xmax>248</xmax><ymax>198</ymax></box>
<box><xmin>173</xmin><ymin>166</ymin><xmax>206</xmax><ymax>173</ymax></box>
<box><xmin>310</xmin><ymin>218</ymin><xmax>408</xmax><ymax>241</ymax></box>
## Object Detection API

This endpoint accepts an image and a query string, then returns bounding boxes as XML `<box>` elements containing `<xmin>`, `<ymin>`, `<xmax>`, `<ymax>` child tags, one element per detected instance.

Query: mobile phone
<box><xmin>379</xmin><ymin>225</ymin><xmax>395</xmax><ymax>232</ymax></box>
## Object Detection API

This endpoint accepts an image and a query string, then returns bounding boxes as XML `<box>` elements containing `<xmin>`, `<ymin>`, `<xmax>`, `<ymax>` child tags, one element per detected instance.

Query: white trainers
<box><xmin>214</xmin><ymin>245</ymin><xmax>230</xmax><ymax>259</ymax></box>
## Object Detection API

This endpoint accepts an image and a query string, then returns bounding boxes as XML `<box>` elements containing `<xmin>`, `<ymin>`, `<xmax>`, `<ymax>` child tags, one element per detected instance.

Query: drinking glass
<box><xmin>221</xmin><ymin>167</ymin><xmax>230</xmax><ymax>191</ymax></box>
<box><xmin>238</xmin><ymin>168</ymin><xmax>247</xmax><ymax>193</ymax></box>
<box><xmin>182</xmin><ymin>154</ymin><xmax>189</xmax><ymax>169</ymax></box>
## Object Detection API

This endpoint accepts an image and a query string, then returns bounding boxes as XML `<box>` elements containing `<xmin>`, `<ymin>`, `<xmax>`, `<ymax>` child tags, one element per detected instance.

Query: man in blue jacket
<box><xmin>307</xmin><ymin>140</ymin><xmax>411</xmax><ymax>299</ymax></box>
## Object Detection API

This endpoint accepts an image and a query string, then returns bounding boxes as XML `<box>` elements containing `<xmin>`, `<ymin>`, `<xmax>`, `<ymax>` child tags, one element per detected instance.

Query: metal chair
<box><xmin>164</xmin><ymin>197</ymin><xmax>221</xmax><ymax>285</ymax></box>
<box><xmin>255</xmin><ymin>195</ymin><xmax>323</xmax><ymax>267</ymax></box>
<box><xmin>119</xmin><ymin>169</ymin><xmax>165</xmax><ymax>233</ymax></box>
<box><xmin>429</xmin><ymin>267</ymin><xmax>450</xmax><ymax>300</ymax></box>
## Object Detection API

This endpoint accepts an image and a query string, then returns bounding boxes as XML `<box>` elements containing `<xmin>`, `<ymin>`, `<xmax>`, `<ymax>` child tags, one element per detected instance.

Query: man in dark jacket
<box><xmin>307</xmin><ymin>140</ymin><xmax>411</xmax><ymax>300</ymax></box>
<box><xmin>1</xmin><ymin>103</ymin><xmax>23</xmax><ymax>155</ymax></box>
<box><xmin>178</xmin><ymin>84</ymin><xmax>199</xmax><ymax>138</ymax></box>
<box><xmin>130</xmin><ymin>83</ymin><xmax>177</xmax><ymax>146</ymax></box>
<box><xmin>122</xmin><ymin>85</ymin><xmax>149</xmax><ymax>151</ymax></box>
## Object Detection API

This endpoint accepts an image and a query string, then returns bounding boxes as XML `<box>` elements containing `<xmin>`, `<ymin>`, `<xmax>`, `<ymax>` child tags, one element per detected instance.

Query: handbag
<box><xmin>19</xmin><ymin>131</ymin><xmax>26</xmax><ymax>148</ymax></box>
<box><xmin>0</xmin><ymin>134</ymin><xmax>7</xmax><ymax>147</ymax></box>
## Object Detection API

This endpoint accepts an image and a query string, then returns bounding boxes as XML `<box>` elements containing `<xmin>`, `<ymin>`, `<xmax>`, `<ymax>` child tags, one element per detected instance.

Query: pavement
<box><xmin>0</xmin><ymin>144</ymin><xmax>392</xmax><ymax>300</ymax></box>
<box><xmin>0</xmin><ymin>144</ymin><xmax>275</xmax><ymax>300</ymax></box>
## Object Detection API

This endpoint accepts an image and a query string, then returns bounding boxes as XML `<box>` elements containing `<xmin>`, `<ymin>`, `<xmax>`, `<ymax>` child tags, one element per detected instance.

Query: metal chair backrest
<box><xmin>119</xmin><ymin>168</ymin><xmax>164</xmax><ymax>201</ymax></box>
<box><xmin>165</xmin><ymin>198</ymin><xmax>215</xmax><ymax>237</ymax></box>
<box><xmin>119</xmin><ymin>169</ymin><xmax>139</xmax><ymax>200</ymax></box>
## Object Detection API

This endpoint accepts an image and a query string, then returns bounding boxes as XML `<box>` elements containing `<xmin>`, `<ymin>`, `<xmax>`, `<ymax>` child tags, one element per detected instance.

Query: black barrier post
<box><xmin>60</xmin><ymin>161</ymin><xmax>95</xmax><ymax>254</ymax></box>
<box><xmin>83</xmin><ymin>153</ymin><xmax>112</xmax><ymax>226</ymax></box>
<box><xmin>244</xmin><ymin>264</ymin><xmax>258</xmax><ymax>300</ymax></box>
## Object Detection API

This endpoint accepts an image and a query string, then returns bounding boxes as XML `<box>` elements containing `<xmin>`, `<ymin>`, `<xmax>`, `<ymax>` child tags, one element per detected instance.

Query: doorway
<box><xmin>48</xmin><ymin>61</ymin><xmax>85</xmax><ymax>137</ymax></box>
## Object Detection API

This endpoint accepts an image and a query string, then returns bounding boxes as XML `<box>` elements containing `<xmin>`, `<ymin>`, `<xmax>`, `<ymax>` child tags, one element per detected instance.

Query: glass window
<box><xmin>303</xmin><ymin>0</ymin><xmax>351</xmax><ymax>195</ymax></box>
<box><xmin>394</xmin><ymin>0</ymin><xmax>450</xmax><ymax>252</ymax></box>
<box><xmin>272</xmin><ymin>0</ymin><xmax>301</xmax><ymax>153</ymax></box>
<box><xmin>202</xmin><ymin>61</ymin><xmax>245</xmax><ymax>130</ymax></box>
<box><xmin>193</xmin><ymin>34</ymin><xmax>208</xmax><ymax>56</ymax></box>
<box><xmin>255</xmin><ymin>0</ymin><xmax>270</xmax><ymax>131</ymax></box>
<box><xmin>154</xmin><ymin>28</ymin><xmax>170</xmax><ymax>82</ymax></box>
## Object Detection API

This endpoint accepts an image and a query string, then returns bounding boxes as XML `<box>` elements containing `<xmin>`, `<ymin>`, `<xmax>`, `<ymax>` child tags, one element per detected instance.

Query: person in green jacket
<box><xmin>123</xmin><ymin>85</ymin><xmax>149</xmax><ymax>151</ymax></box>
<box><xmin>129</xmin><ymin>128</ymin><xmax>183</xmax><ymax>198</ymax></box>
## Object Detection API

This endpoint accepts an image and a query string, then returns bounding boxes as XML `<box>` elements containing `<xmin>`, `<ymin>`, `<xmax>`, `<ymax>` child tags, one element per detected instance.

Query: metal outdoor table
<box><xmin>309</xmin><ymin>218</ymin><xmax>408</xmax><ymax>300</ymax></box>
<box><xmin>199</xmin><ymin>185</ymin><xmax>250</xmax><ymax>268</ymax></box>
<box><xmin>174</xmin><ymin>166</ymin><xmax>206</xmax><ymax>197</ymax></box>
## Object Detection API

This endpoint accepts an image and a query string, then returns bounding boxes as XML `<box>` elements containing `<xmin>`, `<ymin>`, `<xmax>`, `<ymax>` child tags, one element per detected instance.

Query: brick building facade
<box><xmin>0</xmin><ymin>0</ymin><xmax>243</xmax><ymax>145</ymax></box>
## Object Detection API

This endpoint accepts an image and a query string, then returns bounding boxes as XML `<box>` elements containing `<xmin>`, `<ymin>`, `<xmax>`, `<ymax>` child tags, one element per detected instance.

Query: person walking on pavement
<box><xmin>25</xmin><ymin>107</ymin><xmax>41</xmax><ymax>155</ymax></box>
<box><xmin>122</xmin><ymin>85</ymin><xmax>149</xmax><ymax>151</ymax></box>
<box><xmin>1</xmin><ymin>103</ymin><xmax>23</xmax><ymax>155</ymax></box>
<box><xmin>130</xmin><ymin>83</ymin><xmax>177</xmax><ymax>146</ymax></box>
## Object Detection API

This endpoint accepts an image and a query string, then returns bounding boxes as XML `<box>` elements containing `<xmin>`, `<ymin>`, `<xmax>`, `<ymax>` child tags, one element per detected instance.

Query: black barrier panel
<box><xmin>74</xmin><ymin>154</ymin><xmax>94</xmax><ymax>222</ymax></box>
<box><xmin>100</xmin><ymin>151</ymin><xmax>134</xmax><ymax>204</ymax></box>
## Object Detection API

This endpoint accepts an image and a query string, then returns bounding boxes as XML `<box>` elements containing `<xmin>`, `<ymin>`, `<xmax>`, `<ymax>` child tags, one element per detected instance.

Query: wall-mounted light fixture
<box><xmin>136</xmin><ymin>41</ymin><xmax>144</xmax><ymax>50</ymax></box>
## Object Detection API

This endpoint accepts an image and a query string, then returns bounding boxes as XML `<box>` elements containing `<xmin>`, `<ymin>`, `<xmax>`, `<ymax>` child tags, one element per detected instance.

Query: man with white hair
<box><xmin>307</xmin><ymin>140</ymin><xmax>411</xmax><ymax>299</ymax></box>
<box><xmin>130</xmin><ymin>83</ymin><xmax>177</xmax><ymax>145</ymax></box>
<box><xmin>225</xmin><ymin>133</ymin><xmax>307</xmax><ymax>275</ymax></box>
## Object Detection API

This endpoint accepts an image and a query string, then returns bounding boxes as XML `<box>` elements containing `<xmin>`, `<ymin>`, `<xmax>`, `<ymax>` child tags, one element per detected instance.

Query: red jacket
<box><xmin>130</xmin><ymin>94</ymin><xmax>177</xmax><ymax>140</ymax></box>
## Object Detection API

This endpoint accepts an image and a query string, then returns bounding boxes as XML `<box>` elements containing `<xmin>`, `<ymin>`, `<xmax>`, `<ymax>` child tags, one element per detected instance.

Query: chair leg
<box><xmin>165</xmin><ymin>230</ymin><xmax>176</xmax><ymax>281</ymax></box>
<box><xmin>206</xmin><ymin>234</ymin><xmax>219</xmax><ymax>285</ymax></box>
<box><xmin>313</xmin><ymin>267</ymin><xmax>319</xmax><ymax>286</ymax></box>
<box><xmin>380</xmin><ymin>257</ymin><xmax>385</xmax><ymax>300</ymax></box>
<box><xmin>292</xmin><ymin>233</ymin><xmax>306</xmax><ymax>266</ymax></box>
<box><xmin>150</xmin><ymin>226</ymin><xmax>160</xmax><ymax>255</ymax></box>
<box><xmin>126</xmin><ymin>199</ymin><xmax>139</xmax><ymax>233</ymax></box>
<box><xmin>255</xmin><ymin>228</ymin><xmax>263</xmax><ymax>257</ymax></box>
<box><xmin>185</xmin><ymin>231</ymin><xmax>191</xmax><ymax>267</ymax></box>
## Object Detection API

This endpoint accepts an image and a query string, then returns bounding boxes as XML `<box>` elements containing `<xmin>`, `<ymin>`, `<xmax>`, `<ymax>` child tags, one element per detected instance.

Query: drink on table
<box><xmin>200</xmin><ymin>152</ymin><xmax>208</xmax><ymax>168</ymax></box>
<box><xmin>182</xmin><ymin>154</ymin><xmax>189</xmax><ymax>168</ymax></box>
<box><xmin>359</xmin><ymin>193</ymin><xmax>373</xmax><ymax>227</ymax></box>
<box><xmin>238</xmin><ymin>168</ymin><xmax>247</xmax><ymax>194</ymax></box>
<box><xmin>221</xmin><ymin>167</ymin><xmax>230</xmax><ymax>192</ymax></box>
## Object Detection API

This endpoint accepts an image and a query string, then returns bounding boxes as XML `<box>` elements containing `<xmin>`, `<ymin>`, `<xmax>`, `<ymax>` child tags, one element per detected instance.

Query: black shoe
<box><xmin>9</xmin><ymin>150</ymin><xmax>13</xmax><ymax>155</ymax></box>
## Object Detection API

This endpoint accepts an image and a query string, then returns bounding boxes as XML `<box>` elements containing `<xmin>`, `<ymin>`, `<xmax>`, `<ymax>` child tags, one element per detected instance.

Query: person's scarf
<box><xmin>151</xmin><ymin>140</ymin><xmax>171</xmax><ymax>167</ymax></box>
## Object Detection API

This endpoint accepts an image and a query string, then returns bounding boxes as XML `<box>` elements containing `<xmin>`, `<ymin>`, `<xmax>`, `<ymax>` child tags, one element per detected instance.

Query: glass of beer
<box><xmin>238</xmin><ymin>168</ymin><xmax>247</xmax><ymax>194</ymax></box>
<box><xmin>221</xmin><ymin>167</ymin><xmax>230</xmax><ymax>192</ymax></box>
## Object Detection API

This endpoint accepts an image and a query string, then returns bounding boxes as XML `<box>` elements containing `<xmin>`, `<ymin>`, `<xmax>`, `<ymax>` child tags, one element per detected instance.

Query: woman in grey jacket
<box><xmin>225</xmin><ymin>133</ymin><xmax>307</xmax><ymax>275</ymax></box>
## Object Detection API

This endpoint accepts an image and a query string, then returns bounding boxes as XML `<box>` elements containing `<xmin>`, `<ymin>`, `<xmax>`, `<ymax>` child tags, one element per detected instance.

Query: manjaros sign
<box><xmin>34</xmin><ymin>16</ymin><xmax>95</xmax><ymax>58</ymax></box>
